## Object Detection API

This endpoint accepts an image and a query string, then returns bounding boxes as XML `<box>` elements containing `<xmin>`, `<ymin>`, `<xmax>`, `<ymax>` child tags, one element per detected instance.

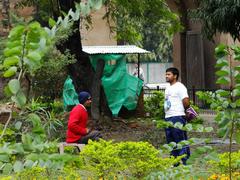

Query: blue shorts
<box><xmin>165</xmin><ymin>116</ymin><xmax>190</xmax><ymax>165</ymax></box>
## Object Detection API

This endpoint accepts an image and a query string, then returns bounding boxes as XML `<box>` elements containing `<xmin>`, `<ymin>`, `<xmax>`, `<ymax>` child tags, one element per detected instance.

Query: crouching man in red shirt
<box><xmin>66</xmin><ymin>91</ymin><xmax>102</xmax><ymax>144</ymax></box>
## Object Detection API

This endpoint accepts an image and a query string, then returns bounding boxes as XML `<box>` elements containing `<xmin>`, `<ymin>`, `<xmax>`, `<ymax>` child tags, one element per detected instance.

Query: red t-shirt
<box><xmin>66</xmin><ymin>104</ymin><xmax>88</xmax><ymax>143</ymax></box>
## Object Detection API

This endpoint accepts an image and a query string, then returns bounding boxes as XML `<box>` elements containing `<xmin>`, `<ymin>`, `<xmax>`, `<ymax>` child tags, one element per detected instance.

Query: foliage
<box><xmin>0</xmin><ymin>111</ymin><xmax>79</xmax><ymax>175</ymax></box>
<box><xmin>79</xmin><ymin>139</ymin><xmax>180</xmax><ymax>179</ymax></box>
<box><xmin>0</xmin><ymin>166</ymin><xmax>88</xmax><ymax>179</ymax></box>
<box><xmin>20</xmin><ymin>98</ymin><xmax>64</xmax><ymax>140</ymax></box>
<box><xmin>104</xmin><ymin>0</ymin><xmax>181</xmax><ymax>61</ymax></box>
<box><xmin>31</xmin><ymin>48</ymin><xmax>76</xmax><ymax>101</ymax></box>
<box><xmin>1</xmin><ymin>21</ymin><xmax>51</xmax><ymax>107</ymax></box>
<box><xmin>190</xmin><ymin>0</ymin><xmax>240</xmax><ymax>41</ymax></box>
<box><xmin>208</xmin><ymin>151</ymin><xmax>240</xmax><ymax>174</ymax></box>
<box><xmin>144</xmin><ymin>91</ymin><xmax>165</xmax><ymax>119</ymax></box>
<box><xmin>197</xmin><ymin>44</ymin><xmax>240</xmax><ymax>142</ymax></box>
<box><xmin>196</xmin><ymin>43</ymin><xmax>240</xmax><ymax>179</ymax></box>
<box><xmin>0</xmin><ymin>125</ymin><xmax>15</xmax><ymax>144</ymax></box>
<box><xmin>146</xmin><ymin>165</ymin><xmax>195</xmax><ymax>180</ymax></box>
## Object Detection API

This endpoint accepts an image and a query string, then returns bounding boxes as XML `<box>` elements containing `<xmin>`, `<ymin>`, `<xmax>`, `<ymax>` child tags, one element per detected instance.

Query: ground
<box><xmin>97</xmin><ymin>113</ymin><xmax>240</xmax><ymax>152</ymax></box>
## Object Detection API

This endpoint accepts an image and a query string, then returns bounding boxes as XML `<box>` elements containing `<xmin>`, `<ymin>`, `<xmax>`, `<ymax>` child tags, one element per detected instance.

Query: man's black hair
<box><xmin>166</xmin><ymin>67</ymin><xmax>179</xmax><ymax>80</ymax></box>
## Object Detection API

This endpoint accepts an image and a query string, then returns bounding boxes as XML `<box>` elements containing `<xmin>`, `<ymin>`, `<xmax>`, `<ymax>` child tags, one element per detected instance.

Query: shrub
<box><xmin>31</xmin><ymin>48</ymin><xmax>76</xmax><ymax>101</ymax></box>
<box><xmin>208</xmin><ymin>151</ymin><xmax>240</xmax><ymax>173</ymax></box>
<box><xmin>144</xmin><ymin>91</ymin><xmax>165</xmax><ymax>119</ymax></box>
<box><xmin>79</xmin><ymin>139</ymin><xmax>180</xmax><ymax>179</ymax></box>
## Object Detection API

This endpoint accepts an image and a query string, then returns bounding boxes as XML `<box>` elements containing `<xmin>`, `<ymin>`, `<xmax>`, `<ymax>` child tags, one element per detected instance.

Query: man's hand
<box><xmin>86</xmin><ymin>128</ymin><xmax>92</xmax><ymax>134</ymax></box>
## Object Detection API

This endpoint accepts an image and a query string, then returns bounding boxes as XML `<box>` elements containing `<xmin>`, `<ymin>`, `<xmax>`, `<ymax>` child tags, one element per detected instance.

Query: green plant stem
<box><xmin>20</xmin><ymin>31</ymin><xmax>27</xmax><ymax>74</ymax></box>
<box><xmin>0</xmin><ymin>104</ymin><xmax>13</xmax><ymax>140</ymax></box>
<box><xmin>229</xmin><ymin>119</ymin><xmax>234</xmax><ymax>180</ymax></box>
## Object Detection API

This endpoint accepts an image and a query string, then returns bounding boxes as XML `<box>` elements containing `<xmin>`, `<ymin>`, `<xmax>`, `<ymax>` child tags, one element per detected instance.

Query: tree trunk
<box><xmin>91</xmin><ymin>59</ymin><xmax>105</xmax><ymax>120</ymax></box>
<box><xmin>57</xmin><ymin>0</ymin><xmax>94</xmax><ymax>92</ymax></box>
<box><xmin>57</xmin><ymin>0</ymin><xmax>111</xmax><ymax>120</ymax></box>
<box><xmin>0</xmin><ymin>0</ymin><xmax>10</xmax><ymax>35</ymax></box>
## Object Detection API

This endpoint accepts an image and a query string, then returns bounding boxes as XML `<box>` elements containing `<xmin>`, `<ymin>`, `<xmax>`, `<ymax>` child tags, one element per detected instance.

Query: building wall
<box><xmin>81</xmin><ymin>7</ymin><xmax>116</xmax><ymax>46</ymax></box>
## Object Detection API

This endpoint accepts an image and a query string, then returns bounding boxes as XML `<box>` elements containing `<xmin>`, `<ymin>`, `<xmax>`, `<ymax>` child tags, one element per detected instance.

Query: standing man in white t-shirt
<box><xmin>164</xmin><ymin>67</ymin><xmax>190</xmax><ymax>165</ymax></box>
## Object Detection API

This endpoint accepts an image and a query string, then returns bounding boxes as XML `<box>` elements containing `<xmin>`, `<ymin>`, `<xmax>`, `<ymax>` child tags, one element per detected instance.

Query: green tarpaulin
<box><xmin>90</xmin><ymin>54</ymin><xmax>143</xmax><ymax>116</ymax></box>
<box><xmin>63</xmin><ymin>76</ymin><xmax>79</xmax><ymax>111</ymax></box>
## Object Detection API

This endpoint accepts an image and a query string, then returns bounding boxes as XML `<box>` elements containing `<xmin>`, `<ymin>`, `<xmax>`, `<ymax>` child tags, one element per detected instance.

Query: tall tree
<box><xmin>191</xmin><ymin>0</ymin><xmax>240</xmax><ymax>41</ymax></box>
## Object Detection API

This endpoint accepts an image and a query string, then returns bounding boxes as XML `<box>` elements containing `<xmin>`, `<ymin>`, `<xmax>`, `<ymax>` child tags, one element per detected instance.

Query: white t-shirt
<box><xmin>133</xmin><ymin>67</ymin><xmax>144</xmax><ymax>81</ymax></box>
<box><xmin>164</xmin><ymin>82</ymin><xmax>189</xmax><ymax>118</ymax></box>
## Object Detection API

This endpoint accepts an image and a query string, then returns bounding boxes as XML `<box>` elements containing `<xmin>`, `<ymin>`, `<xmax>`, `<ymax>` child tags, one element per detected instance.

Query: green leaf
<box><xmin>28</xmin><ymin>21</ymin><xmax>41</xmax><ymax>29</ymax></box>
<box><xmin>216</xmin><ymin>89</ymin><xmax>230</xmax><ymax>97</ymax></box>
<box><xmin>15</xmin><ymin>121</ymin><xmax>22</xmax><ymax>130</ymax></box>
<box><xmin>234</xmin><ymin>54</ymin><xmax>240</xmax><ymax>61</ymax></box>
<box><xmin>234</xmin><ymin>65</ymin><xmax>240</xmax><ymax>71</ymax></box>
<box><xmin>215</xmin><ymin>69</ymin><xmax>229</xmax><ymax>76</ymax></box>
<box><xmin>89</xmin><ymin>0</ymin><xmax>103</xmax><ymax>10</ymax></box>
<box><xmin>21</xmin><ymin>134</ymin><xmax>33</xmax><ymax>146</ymax></box>
<box><xmin>169</xmin><ymin>142</ymin><xmax>177</xmax><ymax>148</ymax></box>
<box><xmin>13</xmin><ymin>161</ymin><xmax>23</xmax><ymax>172</ymax></box>
<box><xmin>3</xmin><ymin>66</ymin><xmax>17</xmax><ymax>78</ymax></box>
<box><xmin>215</xmin><ymin>58</ymin><xmax>228</xmax><ymax>68</ymax></box>
<box><xmin>216</xmin><ymin>77</ymin><xmax>230</xmax><ymax>85</ymax></box>
<box><xmin>235</xmin><ymin>99</ymin><xmax>240</xmax><ymax>107</ymax></box>
<box><xmin>24</xmin><ymin>160</ymin><xmax>34</xmax><ymax>168</ymax></box>
<box><xmin>174</xmin><ymin>122</ymin><xmax>183</xmax><ymax>129</ymax></box>
<box><xmin>13</xmin><ymin>143</ymin><xmax>25</xmax><ymax>154</ymax></box>
<box><xmin>8</xmin><ymin>79</ymin><xmax>20</xmax><ymax>94</ymax></box>
<box><xmin>231</xmin><ymin>45</ymin><xmax>240</xmax><ymax>54</ymax></box>
<box><xmin>204</xmin><ymin>127</ymin><xmax>213</xmax><ymax>132</ymax></box>
<box><xmin>80</xmin><ymin>2</ymin><xmax>91</xmax><ymax>16</ymax></box>
<box><xmin>185</xmin><ymin>124</ymin><xmax>193</xmax><ymax>131</ymax></box>
<box><xmin>4</xmin><ymin>47</ymin><xmax>21</xmax><ymax>57</ymax></box>
<box><xmin>217</xmin><ymin>126</ymin><xmax>228</xmax><ymax>137</ymax></box>
<box><xmin>195</xmin><ymin>147</ymin><xmax>207</xmax><ymax>153</ymax></box>
<box><xmin>11</xmin><ymin>91</ymin><xmax>26</xmax><ymax>108</ymax></box>
<box><xmin>27</xmin><ymin>113</ymin><xmax>45</xmax><ymax>135</ymax></box>
<box><xmin>26</xmin><ymin>42</ymin><xmax>40</xmax><ymax>50</ymax></box>
<box><xmin>27</xmin><ymin>51</ymin><xmax>42</xmax><ymax>62</ymax></box>
<box><xmin>3</xmin><ymin>85</ymin><xmax>12</xmax><ymax>97</ymax></box>
<box><xmin>215</xmin><ymin>44</ymin><xmax>228</xmax><ymax>57</ymax></box>
<box><xmin>163</xmin><ymin>144</ymin><xmax>173</xmax><ymax>151</ymax></box>
<box><xmin>6</xmin><ymin>40</ymin><xmax>22</xmax><ymax>49</ymax></box>
<box><xmin>222</xmin><ymin>101</ymin><xmax>229</xmax><ymax>108</ymax></box>
<box><xmin>8</xmin><ymin>25</ymin><xmax>25</xmax><ymax>39</ymax></box>
<box><xmin>232</xmin><ymin>89</ymin><xmax>240</xmax><ymax>97</ymax></box>
<box><xmin>196</xmin><ymin>125</ymin><xmax>204</xmax><ymax>132</ymax></box>
<box><xmin>2</xmin><ymin>163</ymin><xmax>13</xmax><ymax>175</ymax></box>
<box><xmin>49</xmin><ymin>18</ymin><xmax>56</xmax><ymax>28</ymax></box>
<box><xmin>0</xmin><ymin>155</ymin><xmax>10</xmax><ymax>162</ymax></box>
<box><xmin>3</xmin><ymin>56</ymin><xmax>20</xmax><ymax>68</ymax></box>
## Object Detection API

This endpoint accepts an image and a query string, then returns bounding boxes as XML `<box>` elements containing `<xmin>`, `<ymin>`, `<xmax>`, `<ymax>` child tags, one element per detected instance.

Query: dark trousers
<box><xmin>76</xmin><ymin>130</ymin><xmax>102</xmax><ymax>144</ymax></box>
<box><xmin>165</xmin><ymin>116</ymin><xmax>190</xmax><ymax>165</ymax></box>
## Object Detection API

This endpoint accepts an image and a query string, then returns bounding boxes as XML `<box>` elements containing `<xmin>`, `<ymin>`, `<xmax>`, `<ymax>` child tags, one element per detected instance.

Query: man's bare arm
<box><xmin>182</xmin><ymin>97</ymin><xmax>190</xmax><ymax>110</ymax></box>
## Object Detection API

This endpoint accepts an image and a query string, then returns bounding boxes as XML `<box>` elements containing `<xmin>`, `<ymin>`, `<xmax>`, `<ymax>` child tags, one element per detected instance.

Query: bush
<box><xmin>31</xmin><ymin>48</ymin><xmax>76</xmax><ymax>101</ymax></box>
<box><xmin>208</xmin><ymin>151</ymin><xmax>240</xmax><ymax>173</ymax></box>
<box><xmin>144</xmin><ymin>91</ymin><xmax>165</xmax><ymax>119</ymax></box>
<box><xmin>79</xmin><ymin>139</ymin><xmax>180</xmax><ymax>179</ymax></box>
